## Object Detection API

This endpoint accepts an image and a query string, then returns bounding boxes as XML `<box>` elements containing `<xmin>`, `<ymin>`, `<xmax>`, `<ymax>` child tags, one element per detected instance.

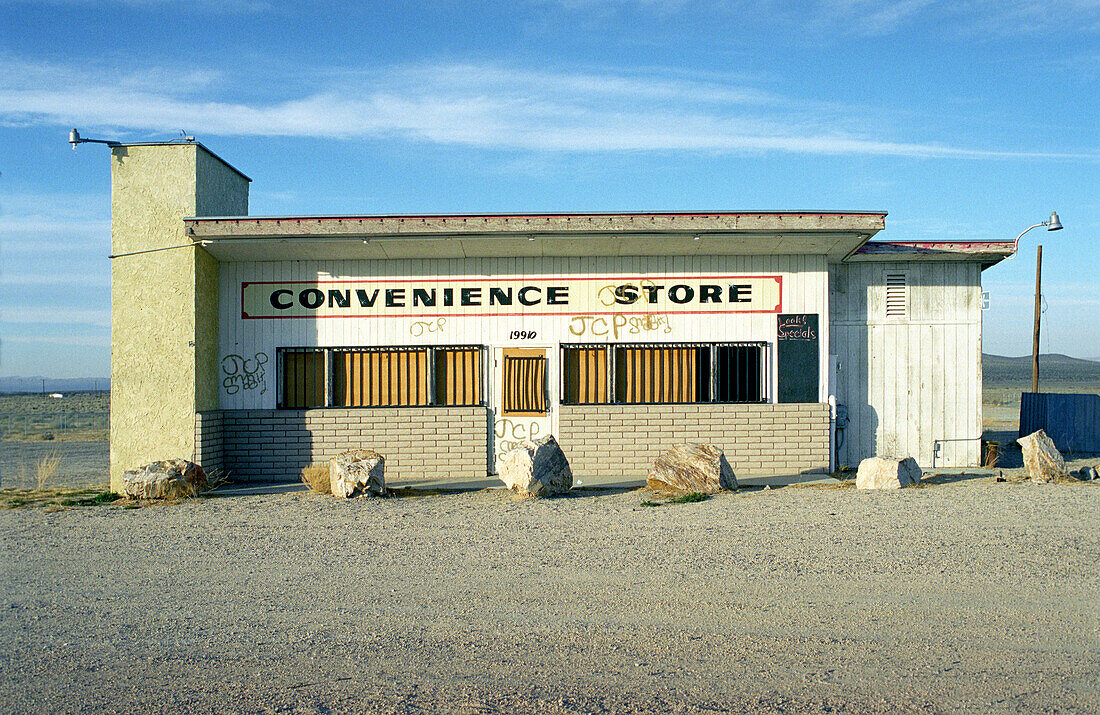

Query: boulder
<box><xmin>1016</xmin><ymin>430</ymin><xmax>1068</xmax><ymax>484</ymax></box>
<box><xmin>648</xmin><ymin>443</ymin><xmax>738</xmax><ymax>494</ymax></box>
<box><xmin>855</xmin><ymin>456</ymin><xmax>922</xmax><ymax>490</ymax></box>
<box><xmin>122</xmin><ymin>459</ymin><xmax>206</xmax><ymax>499</ymax></box>
<box><xmin>1079</xmin><ymin>466</ymin><xmax>1099</xmax><ymax>482</ymax></box>
<box><xmin>499</xmin><ymin>435</ymin><xmax>573</xmax><ymax>497</ymax></box>
<box><xmin>330</xmin><ymin>449</ymin><xmax>386</xmax><ymax>498</ymax></box>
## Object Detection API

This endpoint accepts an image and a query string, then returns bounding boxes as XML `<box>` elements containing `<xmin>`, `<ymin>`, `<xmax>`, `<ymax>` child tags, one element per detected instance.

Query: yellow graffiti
<box><xmin>409</xmin><ymin>317</ymin><xmax>447</xmax><ymax>337</ymax></box>
<box><xmin>568</xmin><ymin>313</ymin><xmax>673</xmax><ymax>340</ymax></box>
<box><xmin>596</xmin><ymin>279</ymin><xmax>658</xmax><ymax>307</ymax></box>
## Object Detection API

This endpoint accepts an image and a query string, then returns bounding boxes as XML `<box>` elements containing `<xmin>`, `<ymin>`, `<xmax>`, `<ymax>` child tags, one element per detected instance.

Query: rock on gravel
<box><xmin>1017</xmin><ymin>429</ymin><xmax>1069</xmax><ymax>483</ymax></box>
<box><xmin>498</xmin><ymin>435</ymin><xmax>573</xmax><ymax>497</ymax></box>
<box><xmin>647</xmin><ymin>443</ymin><xmax>737</xmax><ymax>494</ymax></box>
<box><xmin>855</xmin><ymin>456</ymin><xmax>922</xmax><ymax>490</ymax></box>
<box><xmin>121</xmin><ymin>459</ymin><xmax>206</xmax><ymax>499</ymax></box>
<box><xmin>330</xmin><ymin>449</ymin><xmax>386</xmax><ymax>498</ymax></box>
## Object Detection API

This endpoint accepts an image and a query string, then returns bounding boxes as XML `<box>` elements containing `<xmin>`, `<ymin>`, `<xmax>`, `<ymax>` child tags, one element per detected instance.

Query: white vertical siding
<box><xmin>218</xmin><ymin>255</ymin><xmax>828</xmax><ymax>410</ymax></box>
<box><xmin>829</xmin><ymin>261</ymin><xmax>982</xmax><ymax>468</ymax></box>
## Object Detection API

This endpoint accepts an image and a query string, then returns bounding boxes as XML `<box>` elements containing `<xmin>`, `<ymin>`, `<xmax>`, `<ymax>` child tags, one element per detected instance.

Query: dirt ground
<box><xmin>1</xmin><ymin>477</ymin><xmax>1098</xmax><ymax>714</ymax></box>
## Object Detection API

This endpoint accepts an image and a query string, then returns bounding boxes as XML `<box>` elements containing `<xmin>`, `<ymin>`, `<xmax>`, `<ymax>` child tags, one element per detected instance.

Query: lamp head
<box><xmin>1046</xmin><ymin>211</ymin><xmax>1063</xmax><ymax>231</ymax></box>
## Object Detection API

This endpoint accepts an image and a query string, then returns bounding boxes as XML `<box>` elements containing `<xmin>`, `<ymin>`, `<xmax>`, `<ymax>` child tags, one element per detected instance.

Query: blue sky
<box><xmin>1</xmin><ymin>0</ymin><xmax>1098</xmax><ymax>378</ymax></box>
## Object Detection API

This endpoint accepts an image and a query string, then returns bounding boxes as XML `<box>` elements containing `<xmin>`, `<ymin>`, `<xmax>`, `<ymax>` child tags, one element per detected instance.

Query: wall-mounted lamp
<box><xmin>69</xmin><ymin>128</ymin><xmax>120</xmax><ymax>152</ymax></box>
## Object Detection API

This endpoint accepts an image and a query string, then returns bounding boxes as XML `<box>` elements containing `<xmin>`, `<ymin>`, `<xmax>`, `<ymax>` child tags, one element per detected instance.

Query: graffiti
<box><xmin>494</xmin><ymin>417</ymin><xmax>543</xmax><ymax>453</ymax></box>
<box><xmin>409</xmin><ymin>317</ymin><xmax>447</xmax><ymax>337</ymax></box>
<box><xmin>595</xmin><ymin>279</ymin><xmax>659</xmax><ymax>307</ymax></box>
<box><xmin>222</xmin><ymin>352</ymin><xmax>268</xmax><ymax>395</ymax></box>
<box><xmin>568</xmin><ymin>313</ymin><xmax>673</xmax><ymax>340</ymax></box>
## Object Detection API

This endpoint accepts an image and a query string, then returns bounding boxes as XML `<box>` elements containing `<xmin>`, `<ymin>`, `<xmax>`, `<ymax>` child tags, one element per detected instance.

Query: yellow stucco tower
<box><xmin>109</xmin><ymin>142</ymin><xmax>249</xmax><ymax>491</ymax></box>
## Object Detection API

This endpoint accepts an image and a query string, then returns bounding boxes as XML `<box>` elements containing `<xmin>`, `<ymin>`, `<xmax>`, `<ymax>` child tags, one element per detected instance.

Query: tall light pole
<box><xmin>1011</xmin><ymin>211</ymin><xmax>1063</xmax><ymax>393</ymax></box>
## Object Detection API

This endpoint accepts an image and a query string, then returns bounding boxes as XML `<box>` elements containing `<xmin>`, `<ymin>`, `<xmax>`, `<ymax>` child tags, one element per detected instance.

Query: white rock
<box><xmin>648</xmin><ymin>443</ymin><xmax>738</xmax><ymax>494</ymax></box>
<box><xmin>499</xmin><ymin>435</ymin><xmax>573</xmax><ymax>497</ymax></box>
<box><xmin>856</xmin><ymin>456</ymin><xmax>922</xmax><ymax>490</ymax></box>
<box><xmin>122</xmin><ymin>459</ymin><xmax>206</xmax><ymax>499</ymax></box>
<box><xmin>1016</xmin><ymin>430</ymin><xmax>1067</xmax><ymax>484</ymax></box>
<box><xmin>329</xmin><ymin>449</ymin><xmax>386</xmax><ymax>498</ymax></box>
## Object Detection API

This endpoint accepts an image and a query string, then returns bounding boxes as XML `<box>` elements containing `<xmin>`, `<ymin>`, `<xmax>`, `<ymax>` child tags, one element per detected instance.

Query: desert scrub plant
<box><xmin>35</xmin><ymin>452</ymin><xmax>62</xmax><ymax>490</ymax></box>
<box><xmin>668</xmin><ymin>492</ymin><xmax>710</xmax><ymax>504</ymax></box>
<box><xmin>1</xmin><ymin>486</ymin><xmax>120</xmax><ymax>510</ymax></box>
<box><xmin>301</xmin><ymin>462</ymin><xmax>331</xmax><ymax>494</ymax></box>
<box><xmin>639</xmin><ymin>499</ymin><xmax>662</xmax><ymax>507</ymax></box>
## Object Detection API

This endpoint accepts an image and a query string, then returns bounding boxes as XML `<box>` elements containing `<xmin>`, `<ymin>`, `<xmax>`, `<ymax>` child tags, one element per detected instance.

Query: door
<box><xmin>493</xmin><ymin>346</ymin><xmax>553</xmax><ymax>471</ymax></box>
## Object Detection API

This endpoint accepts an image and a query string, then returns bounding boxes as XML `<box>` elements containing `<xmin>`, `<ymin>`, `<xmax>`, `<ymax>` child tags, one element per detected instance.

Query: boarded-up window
<box><xmin>716</xmin><ymin>344</ymin><xmax>763</xmax><ymax>402</ymax></box>
<box><xmin>614</xmin><ymin>346</ymin><xmax>705</xmax><ymax>404</ymax></box>
<box><xmin>885</xmin><ymin>273</ymin><xmax>907</xmax><ymax>317</ymax></box>
<box><xmin>562</xmin><ymin>346</ymin><xmax>609</xmax><ymax>404</ymax></box>
<box><xmin>333</xmin><ymin>348</ymin><xmax>429</xmax><ymax>406</ymax></box>
<box><xmin>435</xmin><ymin>347</ymin><xmax>482</xmax><ymax>406</ymax></box>
<box><xmin>502</xmin><ymin>348</ymin><xmax>547</xmax><ymax>414</ymax></box>
<box><xmin>282</xmin><ymin>350</ymin><xmax>326</xmax><ymax>408</ymax></box>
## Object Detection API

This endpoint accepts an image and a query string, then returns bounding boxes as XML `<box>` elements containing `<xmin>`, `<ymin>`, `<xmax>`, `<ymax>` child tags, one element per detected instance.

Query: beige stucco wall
<box><xmin>109</xmin><ymin>144</ymin><xmax>248</xmax><ymax>490</ymax></box>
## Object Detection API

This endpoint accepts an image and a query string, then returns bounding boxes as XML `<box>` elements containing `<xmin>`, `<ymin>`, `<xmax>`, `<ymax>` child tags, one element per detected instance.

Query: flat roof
<box><xmin>851</xmin><ymin>239</ymin><xmax>1016</xmax><ymax>269</ymax></box>
<box><xmin>115</xmin><ymin>141</ymin><xmax>252</xmax><ymax>183</ymax></box>
<box><xmin>186</xmin><ymin>211</ymin><xmax>887</xmax><ymax>262</ymax></box>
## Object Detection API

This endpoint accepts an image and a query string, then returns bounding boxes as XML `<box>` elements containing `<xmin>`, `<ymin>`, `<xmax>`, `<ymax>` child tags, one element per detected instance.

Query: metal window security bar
<box><xmin>277</xmin><ymin>346</ymin><xmax>486</xmax><ymax>409</ymax></box>
<box><xmin>561</xmin><ymin>342</ymin><xmax>769</xmax><ymax>405</ymax></box>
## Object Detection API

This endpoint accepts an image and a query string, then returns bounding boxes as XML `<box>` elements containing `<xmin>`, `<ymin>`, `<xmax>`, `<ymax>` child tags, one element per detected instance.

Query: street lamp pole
<box><xmin>1010</xmin><ymin>211</ymin><xmax>1063</xmax><ymax>394</ymax></box>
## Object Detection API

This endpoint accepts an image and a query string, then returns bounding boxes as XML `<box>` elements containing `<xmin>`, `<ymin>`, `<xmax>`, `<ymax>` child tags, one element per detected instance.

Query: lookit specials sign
<box><xmin>241</xmin><ymin>275</ymin><xmax>782</xmax><ymax>319</ymax></box>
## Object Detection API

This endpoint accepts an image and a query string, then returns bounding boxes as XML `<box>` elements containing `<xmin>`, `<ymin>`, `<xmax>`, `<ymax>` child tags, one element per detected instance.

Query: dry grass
<box><xmin>35</xmin><ymin>452</ymin><xmax>62</xmax><ymax>490</ymax></box>
<box><xmin>1</xmin><ymin>485</ymin><xmax>122</xmax><ymax>510</ymax></box>
<box><xmin>301</xmin><ymin>463</ymin><xmax>331</xmax><ymax>494</ymax></box>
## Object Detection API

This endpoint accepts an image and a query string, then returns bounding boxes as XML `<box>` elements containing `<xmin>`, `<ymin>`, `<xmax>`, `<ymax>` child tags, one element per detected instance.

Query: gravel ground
<box><xmin>1</xmin><ymin>477</ymin><xmax>1098</xmax><ymax>714</ymax></box>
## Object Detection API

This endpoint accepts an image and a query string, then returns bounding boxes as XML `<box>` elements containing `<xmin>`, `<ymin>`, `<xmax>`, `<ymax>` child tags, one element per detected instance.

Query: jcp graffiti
<box><xmin>409</xmin><ymin>317</ymin><xmax>447</xmax><ymax>337</ymax></box>
<box><xmin>568</xmin><ymin>313</ymin><xmax>673</xmax><ymax>340</ymax></box>
<box><xmin>494</xmin><ymin>417</ymin><xmax>543</xmax><ymax>453</ymax></box>
<box><xmin>222</xmin><ymin>353</ymin><xmax>268</xmax><ymax>395</ymax></box>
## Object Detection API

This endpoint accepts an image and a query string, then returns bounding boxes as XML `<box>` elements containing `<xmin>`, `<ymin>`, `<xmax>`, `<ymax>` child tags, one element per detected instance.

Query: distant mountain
<box><xmin>0</xmin><ymin>377</ymin><xmax>110</xmax><ymax>394</ymax></box>
<box><xmin>983</xmin><ymin>354</ymin><xmax>1100</xmax><ymax>386</ymax></box>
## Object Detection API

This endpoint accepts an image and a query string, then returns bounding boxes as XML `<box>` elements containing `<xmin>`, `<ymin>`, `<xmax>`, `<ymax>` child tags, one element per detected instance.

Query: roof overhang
<box><xmin>184</xmin><ymin>211</ymin><xmax>886</xmax><ymax>262</ymax></box>
<box><xmin>849</xmin><ymin>240</ymin><xmax>1016</xmax><ymax>270</ymax></box>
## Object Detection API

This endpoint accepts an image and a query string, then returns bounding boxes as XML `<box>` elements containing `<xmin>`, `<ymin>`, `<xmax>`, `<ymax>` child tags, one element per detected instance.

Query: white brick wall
<box><xmin>197</xmin><ymin>407</ymin><xmax>489</xmax><ymax>483</ymax></box>
<box><xmin>559</xmin><ymin>403</ymin><xmax>829</xmax><ymax>477</ymax></box>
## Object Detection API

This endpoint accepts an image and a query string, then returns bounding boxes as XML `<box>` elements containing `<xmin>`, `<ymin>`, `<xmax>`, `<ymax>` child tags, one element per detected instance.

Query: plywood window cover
<box><xmin>502</xmin><ymin>348</ymin><xmax>548</xmax><ymax>416</ymax></box>
<box><xmin>562</xmin><ymin>342</ymin><xmax>768</xmax><ymax>405</ymax></box>
<box><xmin>278</xmin><ymin>345</ymin><xmax>484</xmax><ymax>409</ymax></box>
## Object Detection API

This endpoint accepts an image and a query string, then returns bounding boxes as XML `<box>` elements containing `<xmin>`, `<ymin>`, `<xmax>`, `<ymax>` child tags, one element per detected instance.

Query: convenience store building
<box><xmin>107</xmin><ymin>142</ymin><xmax>1012</xmax><ymax>489</ymax></box>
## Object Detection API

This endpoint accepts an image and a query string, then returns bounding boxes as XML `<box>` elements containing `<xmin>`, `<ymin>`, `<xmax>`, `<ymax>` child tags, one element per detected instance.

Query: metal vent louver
<box><xmin>885</xmin><ymin>273</ymin><xmax>907</xmax><ymax>317</ymax></box>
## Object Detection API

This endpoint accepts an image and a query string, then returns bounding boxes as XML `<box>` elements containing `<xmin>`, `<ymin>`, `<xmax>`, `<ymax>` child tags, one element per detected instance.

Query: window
<box><xmin>715</xmin><ymin>344</ymin><xmax>763</xmax><ymax>402</ymax></box>
<box><xmin>435</xmin><ymin>347</ymin><xmax>482</xmax><ymax>406</ymax></box>
<box><xmin>562</xmin><ymin>346</ymin><xmax>608</xmax><ymax>404</ymax></box>
<box><xmin>282</xmin><ymin>349</ymin><xmax>326</xmax><ymax>408</ymax></box>
<box><xmin>334</xmin><ymin>348</ymin><xmax>429</xmax><ymax>406</ymax></box>
<box><xmin>562</xmin><ymin>342</ymin><xmax>768</xmax><ymax>405</ymax></box>
<box><xmin>502</xmin><ymin>348</ymin><xmax>547</xmax><ymax>414</ymax></box>
<box><xmin>278</xmin><ymin>346</ymin><xmax>484</xmax><ymax>409</ymax></box>
<box><xmin>615</xmin><ymin>345</ymin><xmax>706</xmax><ymax>403</ymax></box>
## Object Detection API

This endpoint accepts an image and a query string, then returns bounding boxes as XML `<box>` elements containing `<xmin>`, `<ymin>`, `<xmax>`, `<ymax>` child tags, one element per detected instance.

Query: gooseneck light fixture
<box><xmin>1010</xmin><ymin>211</ymin><xmax>1064</xmax><ymax>393</ymax></box>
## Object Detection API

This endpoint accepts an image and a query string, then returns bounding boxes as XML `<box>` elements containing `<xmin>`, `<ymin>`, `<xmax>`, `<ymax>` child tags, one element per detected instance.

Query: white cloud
<box><xmin>1</xmin><ymin>333</ymin><xmax>109</xmax><ymax>346</ymax></box>
<box><xmin>2</xmin><ymin>59</ymin><xmax>1096</xmax><ymax>160</ymax></box>
<box><xmin>0</xmin><ymin>307</ymin><xmax>110</xmax><ymax>327</ymax></box>
<box><xmin>0</xmin><ymin>273</ymin><xmax>108</xmax><ymax>287</ymax></box>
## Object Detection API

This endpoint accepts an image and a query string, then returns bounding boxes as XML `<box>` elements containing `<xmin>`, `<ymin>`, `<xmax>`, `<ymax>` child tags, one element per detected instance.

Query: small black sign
<box><xmin>777</xmin><ymin>313</ymin><xmax>819</xmax><ymax>403</ymax></box>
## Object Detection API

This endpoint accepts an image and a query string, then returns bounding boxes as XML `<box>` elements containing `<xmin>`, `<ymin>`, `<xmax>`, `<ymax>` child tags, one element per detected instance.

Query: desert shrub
<box><xmin>36</xmin><ymin>452</ymin><xmax>62</xmax><ymax>490</ymax></box>
<box><xmin>301</xmin><ymin>463</ymin><xmax>331</xmax><ymax>494</ymax></box>
<box><xmin>668</xmin><ymin>492</ymin><xmax>710</xmax><ymax>504</ymax></box>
